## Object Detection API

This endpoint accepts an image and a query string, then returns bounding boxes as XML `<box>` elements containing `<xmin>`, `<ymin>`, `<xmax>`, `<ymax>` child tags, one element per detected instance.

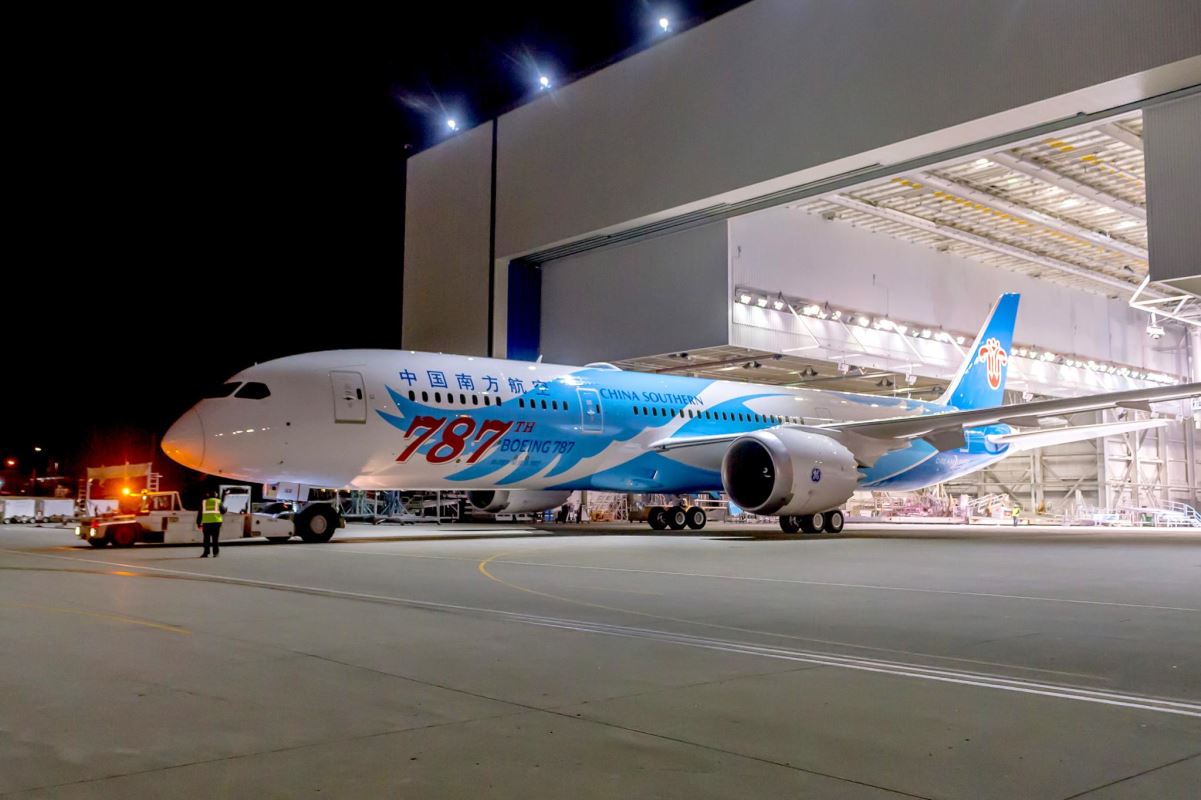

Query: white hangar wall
<box><xmin>728</xmin><ymin>207</ymin><xmax>1187</xmax><ymax>382</ymax></box>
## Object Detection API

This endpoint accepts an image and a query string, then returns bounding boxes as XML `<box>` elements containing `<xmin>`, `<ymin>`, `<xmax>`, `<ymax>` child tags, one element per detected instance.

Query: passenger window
<box><xmin>408</xmin><ymin>390</ymin><xmax>415</xmax><ymax>401</ymax></box>
<box><xmin>472</xmin><ymin>395</ymin><xmax>479</xmax><ymax>406</ymax></box>
<box><xmin>447</xmin><ymin>394</ymin><xmax>455</xmax><ymax>405</ymax></box>
<box><xmin>633</xmin><ymin>406</ymin><xmax>639</xmax><ymax>415</ymax></box>
<box><xmin>541</xmin><ymin>399</ymin><xmax>548</xmax><ymax>410</ymax></box>
<box><xmin>422</xmin><ymin>391</ymin><xmax>429</xmax><ymax>402</ymax></box>
<box><xmin>234</xmin><ymin>382</ymin><xmax>271</xmax><ymax>400</ymax></box>
<box><xmin>460</xmin><ymin>393</ymin><xmax>467</xmax><ymax>404</ymax></box>
<box><xmin>519</xmin><ymin>399</ymin><xmax>525</xmax><ymax>408</ymax></box>
<box><xmin>643</xmin><ymin>406</ymin><xmax>649</xmax><ymax>415</ymax></box>
<box><xmin>705</xmin><ymin>411</ymin><xmax>711</xmax><ymax>419</ymax></box>
<box><xmin>563</xmin><ymin>402</ymin><xmax>569</xmax><ymax>411</ymax></box>
<box><xmin>496</xmin><ymin>397</ymin><xmax>502</xmax><ymax>406</ymax></box>
<box><xmin>435</xmin><ymin>392</ymin><xmax>442</xmax><ymax>403</ymax></box>
<box><xmin>552</xmin><ymin>400</ymin><xmax>558</xmax><ymax>410</ymax></box>
<box><xmin>651</xmin><ymin>407</ymin><xmax>658</xmax><ymax>416</ymax></box>
<box><xmin>202</xmin><ymin>382</ymin><xmax>241</xmax><ymax>399</ymax></box>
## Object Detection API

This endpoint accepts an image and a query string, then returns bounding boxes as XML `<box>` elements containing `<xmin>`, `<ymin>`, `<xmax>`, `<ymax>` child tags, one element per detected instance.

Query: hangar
<box><xmin>404</xmin><ymin>0</ymin><xmax>1201</xmax><ymax>519</ymax></box>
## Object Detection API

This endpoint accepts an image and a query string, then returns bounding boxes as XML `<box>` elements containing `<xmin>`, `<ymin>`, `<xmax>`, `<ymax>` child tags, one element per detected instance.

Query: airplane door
<box><xmin>577</xmin><ymin>388</ymin><xmax>604</xmax><ymax>433</ymax></box>
<box><xmin>331</xmin><ymin>371</ymin><xmax>367</xmax><ymax>424</ymax></box>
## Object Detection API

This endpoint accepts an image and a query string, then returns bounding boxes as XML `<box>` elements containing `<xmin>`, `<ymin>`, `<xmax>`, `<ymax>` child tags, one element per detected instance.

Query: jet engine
<box><xmin>721</xmin><ymin>428</ymin><xmax>859</xmax><ymax>516</ymax></box>
<box><xmin>467</xmin><ymin>490</ymin><xmax>573</xmax><ymax>514</ymax></box>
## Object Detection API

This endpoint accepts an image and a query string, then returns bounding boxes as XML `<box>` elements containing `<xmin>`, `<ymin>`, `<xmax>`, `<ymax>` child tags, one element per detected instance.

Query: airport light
<box><xmin>121</xmin><ymin>487</ymin><xmax>131</xmax><ymax>496</ymax></box>
<box><xmin>739</xmin><ymin>293</ymin><xmax>752</xmax><ymax>304</ymax></box>
<box><xmin>857</xmin><ymin>316</ymin><xmax>870</xmax><ymax>327</ymax></box>
<box><xmin>801</xmin><ymin>304</ymin><xmax>820</xmax><ymax>316</ymax></box>
<box><xmin>539</xmin><ymin>75</ymin><xmax>551</xmax><ymax>90</ymax></box>
<box><xmin>446</xmin><ymin>118</ymin><xmax>459</xmax><ymax>131</ymax></box>
<box><xmin>756</xmin><ymin>296</ymin><xmax>768</xmax><ymax>308</ymax></box>
<box><xmin>955</xmin><ymin>335</ymin><xmax>966</xmax><ymax>345</ymax></box>
<box><xmin>3</xmin><ymin>458</ymin><xmax>14</xmax><ymax>468</ymax></box>
<box><xmin>33</xmin><ymin>446</ymin><xmax>42</xmax><ymax>452</ymax></box>
<box><xmin>773</xmin><ymin>296</ymin><xmax>786</xmax><ymax>311</ymax></box>
<box><xmin>659</xmin><ymin>17</ymin><xmax>671</xmax><ymax>32</ymax></box>
<box><xmin>920</xmin><ymin>330</ymin><xmax>932</xmax><ymax>339</ymax></box>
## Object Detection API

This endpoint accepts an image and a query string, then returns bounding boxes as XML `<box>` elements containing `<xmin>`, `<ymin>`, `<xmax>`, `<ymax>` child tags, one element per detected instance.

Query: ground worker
<box><xmin>196</xmin><ymin>490</ymin><xmax>226</xmax><ymax>557</ymax></box>
<box><xmin>1011</xmin><ymin>504</ymin><xmax>1021</xmax><ymax>527</ymax></box>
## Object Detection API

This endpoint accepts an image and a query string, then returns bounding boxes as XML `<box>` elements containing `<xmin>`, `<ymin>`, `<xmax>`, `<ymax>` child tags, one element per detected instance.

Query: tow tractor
<box><xmin>77</xmin><ymin>489</ymin><xmax>343</xmax><ymax>548</ymax></box>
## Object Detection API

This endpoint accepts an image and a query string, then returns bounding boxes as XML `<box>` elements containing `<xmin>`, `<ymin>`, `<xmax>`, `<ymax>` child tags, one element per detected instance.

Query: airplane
<box><xmin>162</xmin><ymin>293</ymin><xmax>1201</xmax><ymax>537</ymax></box>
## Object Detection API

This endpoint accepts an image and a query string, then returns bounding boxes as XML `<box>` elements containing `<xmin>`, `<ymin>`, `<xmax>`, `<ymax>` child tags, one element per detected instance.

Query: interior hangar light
<box><xmin>756</xmin><ymin>296</ymin><xmax>768</xmax><ymax>308</ymax></box>
<box><xmin>738</xmin><ymin>293</ymin><xmax>752</xmax><ymax>304</ymax></box>
<box><xmin>659</xmin><ymin>17</ymin><xmax>671</xmax><ymax>32</ymax></box>
<box><xmin>446</xmin><ymin>118</ymin><xmax>459</xmax><ymax>131</ymax></box>
<box><xmin>539</xmin><ymin>75</ymin><xmax>551</xmax><ymax>89</ymax></box>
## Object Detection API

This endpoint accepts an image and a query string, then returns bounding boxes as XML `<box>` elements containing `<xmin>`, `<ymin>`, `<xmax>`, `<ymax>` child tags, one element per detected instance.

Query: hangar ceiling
<box><xmin>795</xmin><ymin>109</ymin><xmax>1195</xmax><ymax>327</ymax></box>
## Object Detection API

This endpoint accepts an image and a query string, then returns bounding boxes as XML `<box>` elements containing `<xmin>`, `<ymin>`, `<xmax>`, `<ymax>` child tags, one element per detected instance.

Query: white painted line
<box><xmin>6</xmin><ymin>547</ymin><xmax>1199</xmax><ymax>718</ymax></box>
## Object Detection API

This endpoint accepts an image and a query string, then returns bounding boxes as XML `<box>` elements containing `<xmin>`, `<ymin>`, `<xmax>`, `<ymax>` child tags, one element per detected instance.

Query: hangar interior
<box><xmin>404</xmin><ymin>1</ymin><xmax>1201</xmax><ymax>521</ymax></box>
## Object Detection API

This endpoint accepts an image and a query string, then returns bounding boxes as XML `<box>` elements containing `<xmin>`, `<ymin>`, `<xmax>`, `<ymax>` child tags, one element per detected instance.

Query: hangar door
<box><xmin>535</xmin><ymin>221</ymin><xmax>732</xmax><ymax>365</ymax></box>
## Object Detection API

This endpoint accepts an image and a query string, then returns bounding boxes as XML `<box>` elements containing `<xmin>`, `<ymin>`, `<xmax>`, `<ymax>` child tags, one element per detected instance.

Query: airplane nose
<box><xmin>162</xmin><ymin>409</ymin><xmax>205</xmax><ymax>470</ymax></box>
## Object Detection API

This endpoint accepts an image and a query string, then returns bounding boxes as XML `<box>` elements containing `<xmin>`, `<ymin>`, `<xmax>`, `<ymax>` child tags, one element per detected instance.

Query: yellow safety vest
<box><xmin>201</xmin><ymin>497</ymin><xmax>223</xmax><ymax>524</ymax></box>
<box><xmin>1011</xmin><ymin>506</ymin><xmax>1020</xmax><ymax>517</ymax></box>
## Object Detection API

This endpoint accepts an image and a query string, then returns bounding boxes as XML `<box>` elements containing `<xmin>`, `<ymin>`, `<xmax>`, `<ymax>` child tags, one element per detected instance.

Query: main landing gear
<box><xmin>647</xmin><ymin>505</ymin><xmax>707</xmax><ymax>531</ymax></box>
<box><xmin>779</xmin><ymin>509</ymin><xmax>844</xmax><ymax>535</ymax></box>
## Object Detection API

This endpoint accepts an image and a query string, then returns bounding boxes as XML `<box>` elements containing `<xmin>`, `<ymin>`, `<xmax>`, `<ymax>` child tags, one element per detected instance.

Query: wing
<box><xmin>648</xmin><ymin>382</ymin><xmax>1201</xmax><ymax>468</ymax></box>
<box><xmin>820</xmin><ymin>382</ymin><xmax>1201</xmax><ymax>449</ymax></box>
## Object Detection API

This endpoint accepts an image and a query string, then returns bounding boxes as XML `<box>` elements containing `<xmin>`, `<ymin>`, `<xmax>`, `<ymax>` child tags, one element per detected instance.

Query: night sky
<box><xmin>3</xmin><ymin>2</ymin><xmax>750</xmax><ymax>490</ymax></box>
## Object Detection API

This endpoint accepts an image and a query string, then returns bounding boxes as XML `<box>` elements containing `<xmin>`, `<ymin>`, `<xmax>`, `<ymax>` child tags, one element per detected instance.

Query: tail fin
<box><xmin>937</xmin><ymin>293</ymin><xmax>1020</xmax><ymax>410</ymax></box>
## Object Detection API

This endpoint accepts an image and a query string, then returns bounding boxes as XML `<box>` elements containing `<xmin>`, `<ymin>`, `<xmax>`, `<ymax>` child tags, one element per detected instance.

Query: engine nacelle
<box><xmin>467</xmin><ymin>489</ymin><xmax>572</xmax><ymax>514</ymax></box>
<box><xmin>721</xmin><ymin>428</ymin><xmax>859</xmax><ymax>516</ymax></box>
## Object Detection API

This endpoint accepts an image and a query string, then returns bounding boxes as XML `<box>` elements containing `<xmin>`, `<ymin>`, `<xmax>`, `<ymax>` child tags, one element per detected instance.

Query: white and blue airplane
<box><xmin>163</xmin><ymin>293</ymin><xmax>1200</xmax><ymax>535</ymax></box>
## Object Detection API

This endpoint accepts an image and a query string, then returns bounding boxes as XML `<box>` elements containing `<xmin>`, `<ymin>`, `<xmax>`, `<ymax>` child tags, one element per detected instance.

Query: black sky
<box><xmin>3</xmin><ymin>2</ymin><xmax>750</xmax><ymax>485</ymax></box>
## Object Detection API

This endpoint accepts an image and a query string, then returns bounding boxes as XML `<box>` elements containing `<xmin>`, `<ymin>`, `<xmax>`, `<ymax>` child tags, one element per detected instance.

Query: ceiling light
<box><xmin>539</xmin><ymin>75</ymin><xmax>551</xmax><ymax>89</ymax></box>
<box><xmin>739</xmin><ymin>293</ymin><xmax>752</xmax><ymax>304</ymax></box>
<box><xmin>756</xmin><ymin>296</ymin><xmax>768</xmax><ymax>308</ymax></box>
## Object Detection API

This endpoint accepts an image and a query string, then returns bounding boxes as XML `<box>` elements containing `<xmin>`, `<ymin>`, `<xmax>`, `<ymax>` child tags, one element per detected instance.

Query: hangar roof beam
<box><xmin>903</xmin><ymin>171</ymin><xmax>1149</xmax><ymax>262</ymax></box>
<box><xmin>987</xmin><ymin>151</ymin><xmax>1147</xmax><ymax>221</ymax></box>
<box><xmin>822</xmin><ymin>194</ymin><xmax>1150</xmax><ymax>297</ymax></box>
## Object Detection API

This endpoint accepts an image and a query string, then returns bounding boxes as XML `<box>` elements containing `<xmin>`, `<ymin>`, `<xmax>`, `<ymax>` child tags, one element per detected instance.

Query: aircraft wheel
<box><xmin>647</xmin><ymin>507</ymin><xmax>668</xmax><ymax>530</ymax></box>
<box><xmin>685</xmin><ymin>506</ymin><xmax>707</xmax><ymax>530</ymax></box>
<box><xmin>799</xmin><ymin>512</ymin><xmax>825</xmax><ymax>534</ymax></box>
<box><xmin>823</xmin><ymin>510</ymin><xmax>845</xmax><ymax>534</ymax></box>
<box><xmin>779</xmin><ymin>515</ymin><xmax>801</xmax><ymax>534</ymax></box>
<box><xmin>296</xmin><ymin>505</ymin><xmax>338</xmax><ymax>543</ymax></box>
<box><xmin>665</xmin><ymin>506</ymin><xmax>688</xmax><ymax>530</ymax></box>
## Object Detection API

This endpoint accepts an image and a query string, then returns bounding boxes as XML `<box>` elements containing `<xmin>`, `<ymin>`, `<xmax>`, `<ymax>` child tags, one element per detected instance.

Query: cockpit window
<box><xmin>234</xmin><ymin>382</ymin><xmax>271</xmax><ymax>400</ymax></box>
<box><xmin>202</xmin><ymin>382</ymin><xmax>241</xmax><ymax>399</ymax></box>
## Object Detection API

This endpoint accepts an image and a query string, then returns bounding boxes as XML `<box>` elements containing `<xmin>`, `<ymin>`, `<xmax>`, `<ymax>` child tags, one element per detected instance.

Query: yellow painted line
<box><xmin>2</xmin><ymin>602</ymin><xmax>190</xmax><ymax>635</ymax></box>
<box><xmin>475</xmin><ymin>553</ymin><xmax>1098</xmax><ymax>680</ymax></box>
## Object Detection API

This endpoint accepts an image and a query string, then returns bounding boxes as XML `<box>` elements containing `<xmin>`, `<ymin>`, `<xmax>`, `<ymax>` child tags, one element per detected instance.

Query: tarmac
<box><xmin>1</xmin><ymin>520</ymin><xmax>1198</xmax><ymax>798</ymax></box>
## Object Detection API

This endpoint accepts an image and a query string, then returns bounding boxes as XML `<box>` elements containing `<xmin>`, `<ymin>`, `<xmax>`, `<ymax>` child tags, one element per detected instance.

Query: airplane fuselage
<box><xmin>163</xmin><ymin>350</ymin><xmax>1012</xmax><ymax>494</ymax></box>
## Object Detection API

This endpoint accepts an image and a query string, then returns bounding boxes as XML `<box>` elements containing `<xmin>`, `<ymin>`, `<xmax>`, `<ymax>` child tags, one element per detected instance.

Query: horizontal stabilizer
<box><xmin>986</xmin><ymin>417</ymin><xmax>1171</xmax><ymax>452</ymax></box>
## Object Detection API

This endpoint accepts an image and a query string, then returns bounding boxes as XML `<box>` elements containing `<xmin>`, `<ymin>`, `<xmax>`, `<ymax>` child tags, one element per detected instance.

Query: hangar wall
<box><xmin>403</xmin><ymin>0</ymin><xmax>1201</xmax><ymax>357</ymax></box>
<box><xmin>1145</xmin><ymin>92</ymin><xmax>1201</xmax><ymax>285</ymax></box>
<box><xmin>494</xmin><ymin>0</ymin><xmax>1201</xmax><ymax>258</ymax></box>
<box><xmin>402</xmin><ymin>121</ymin><xmax>494</xmax><ymax>355</ymax></box>
<box><xmin>539</xmin><ymin>222</ymin><xmax>729</xmax><ymax>365</ymax></box>
<box><xmin>728</xmin><ymin>207</ymin><xmax>1186</xmax><ymax>377</ymax></box>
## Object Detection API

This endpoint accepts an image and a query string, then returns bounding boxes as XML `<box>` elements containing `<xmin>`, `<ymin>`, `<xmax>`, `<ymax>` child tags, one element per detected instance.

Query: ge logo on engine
<box><xmin>811</xmin><ymin>467</ymin><xmax>822</xmax><ymax>483</ymax></box>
